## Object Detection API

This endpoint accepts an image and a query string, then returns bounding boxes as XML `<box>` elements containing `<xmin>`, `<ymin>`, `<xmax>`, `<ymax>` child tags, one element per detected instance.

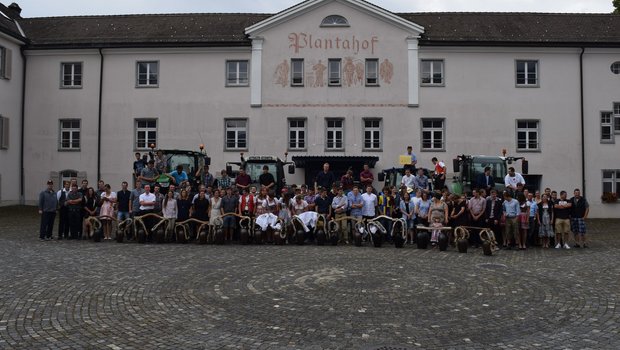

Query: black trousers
<box><xmin>486</xmin><ymin>218</ymin><xmax>502</xmax><ymax>246</ymax></box>
<box><xmin>39</xmin><ymin>212</ymin><xmax>56</xmax><ymax>239</ymax></box>
<box><xmin>68</xmin><ymin>209</ymin><xmax>82</xmax><ymax>239</ymax></box>
<box><xmin>57</xmin><ymin>207</ymin><xmax>69</xmax><ymax>238</ymax></box>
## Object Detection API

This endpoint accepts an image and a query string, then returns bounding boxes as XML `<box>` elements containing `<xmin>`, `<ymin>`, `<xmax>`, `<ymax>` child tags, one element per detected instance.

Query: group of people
<box><xmin>38</xmin><ymin>148</ymin><xmax>589</xmax><ymax>249</ymax></box>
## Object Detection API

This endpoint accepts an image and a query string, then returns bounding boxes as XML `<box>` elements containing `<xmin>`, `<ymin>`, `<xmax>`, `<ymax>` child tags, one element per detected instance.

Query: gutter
<box><xmin>97</xmin><ymin>48</ymin><xmax>103</xmax><ymax>182</ymax></box>
<box><xmin>579</xmin><ymin>47</ymin><xmax>586</xmax><ymax>197</ymax></box>
<box><xmin>19</xmin><ymin>45</ymin><xmax>26</xmax><ymax>204</ymax></box>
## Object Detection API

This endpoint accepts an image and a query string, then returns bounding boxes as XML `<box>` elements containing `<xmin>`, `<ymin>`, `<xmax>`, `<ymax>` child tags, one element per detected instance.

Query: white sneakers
<box><xmin>564</xmin><ymin>243</ymin><xmax>571</xmax><ymax>249</ymax></box>
<box><xmin>555</xmin><ymin>243</ymin><xmax>561</xmax><ymax>249</ymax></box>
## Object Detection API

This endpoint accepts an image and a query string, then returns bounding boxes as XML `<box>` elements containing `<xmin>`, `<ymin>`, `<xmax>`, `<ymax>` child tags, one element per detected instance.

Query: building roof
<box><xmin>0</xmin><ymin>3</ymin><xmax>26</xmax><ymax>42</ymax></box>
<box><xmin>14</xmin><ymin>10</ymin><xmax>620</xmax><ymax>49</ymax></box>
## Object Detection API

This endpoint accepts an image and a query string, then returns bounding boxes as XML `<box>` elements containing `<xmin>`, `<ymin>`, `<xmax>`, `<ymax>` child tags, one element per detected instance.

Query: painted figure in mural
<box><xmin>343</xmin><ymin>57</ymin><xmax>356</xmax><ymax>87</ymax></box>
<box><xmin>313</xmin><ymin>60</ymin><xmax>327</xmax><ymax>87</ymax></box>
<box><xmin>380</xmin><ymin>58</ymin><xmax>394</xmax><ymax>84</ymax></box>
<box><xmin>274</xmin><ymin>59</ymin><xmax>289</xmax><ymax>87</ymax></box>
<box><xmin>354</xmin><ymin>61</ymin><xmax>364</xmax><ymax>85</ymax></box>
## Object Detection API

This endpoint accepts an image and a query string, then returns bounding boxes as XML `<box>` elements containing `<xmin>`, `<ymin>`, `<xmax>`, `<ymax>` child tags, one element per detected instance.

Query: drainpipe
<box><xmin>579</xmin><ymin>47</ymin><xmax>586</xmax><ymax>197</ymax></box>
<box><xmin>19</xmin><ymin>46</ymin><xmax>26</xmax><ymax>204</ymax></box>
<box><xmin>97</xmin><ymin>48</ymin><xmax>104</xmax><ymax>182</ymax></box>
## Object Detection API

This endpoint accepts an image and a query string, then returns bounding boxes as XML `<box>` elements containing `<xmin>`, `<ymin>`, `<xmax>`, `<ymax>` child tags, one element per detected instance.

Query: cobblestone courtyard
<box><xmin>1</xmin><ymin>206</ymin><xmax>619</xmax><ymax>349</ymax></box>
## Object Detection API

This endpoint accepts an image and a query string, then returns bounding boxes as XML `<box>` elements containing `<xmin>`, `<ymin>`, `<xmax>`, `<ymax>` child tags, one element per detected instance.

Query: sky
<box><xmin>9</xmin><ymin>0</ymin><xmax>616</xmax><ymax>18</ymax></box>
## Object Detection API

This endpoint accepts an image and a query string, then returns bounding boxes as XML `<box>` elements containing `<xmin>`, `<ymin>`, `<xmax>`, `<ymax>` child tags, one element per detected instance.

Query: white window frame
<box><xmin>328</xmin><ymin>59</ymin><xmax>341</xmax><ymax>86</ymax></box>
<box><xmin>601</xmin><ymin>111</ymin><xmax>614</xmax><ymax>144</ymax></box>
<box><xmin>602</xmin><ymin>169</ymin><xmax>620</xmax><ymax>197</ymax></box>
<box><xmin>0</xmin><ymin>46</ymin><xmax>5</xmax><ymax>79</ymax></box>
<box><xmin>288</xmin><ymin>118</ymin><xmax>307</xmax><ymax>151</ymax></box>
<box><xmin>363</xmin><ymin>118</ymin><xmax>382</xmax><ymax>151</ymax></box>
<box><xmin>615</xmin><ymin>103</ymin><xmax>620</xmax><ymax>135</ymax></box>
<box><xmin>225</xmin><ymin>119</ymin><xmax>248</xmax><ymax>151</ymax></box>
<box><xmin>135</xmin><ymin>119</ymin><xmax>158</xmax><ymax>150</ymax></box>
<box><xmin>515</xmin><ymin>60</ymin><xmax>539</xmax><ymax>87</ymax></box>
<box><xmin>136</xmin><ymin>61</ymin><xmax>159</xmax><ymax>87</ymax></box>
<box><xmin>291</xmin><ymin>59</ymin><xmax>304</xmax><ymax>86</ymax></box>
<box><xmin>320</xmin><ymin>15</ymin><xmax>349</xmax><ymax>27</ymax></box>
<box><xmin>226</xmin><ymin>60</ymin><xmax>249</xmax><ymax>86</ymax></box>
<box><xmin>325</xmin><ymin>118</ymin><xmax>344</xmax><ymax>151</ymax></box>
<box><xmin>365</xmin><ymin>59</ymin><xmax>379</xmax><ymax>86</ymax></box>
<box><xmin>59</xmin><ymin>119</ymin><xmax>81</xmax><ymax>151</ymax></box>
<box><xmin>60</xmin><ymin>62</ymin><xmax>83</xmax><ymax>88</ymax></box>
<box><xmin>0</xmin><ymin>115</ymin><xmax>8</xmax><ymax>150</ymax></box>
<box><xmin>516</xmin><ymin>119</ymin><xmax>541</xmax><ymax>152</ymax></box>
<box><xmin>421</xmin><ymin>118</ymin><xmax>445</xmax><ymax>151</ymax></box>
<box><xmin>420</xmin><ymin>59</ymin><xmax>444</xmax><ymax>86</ymax></box>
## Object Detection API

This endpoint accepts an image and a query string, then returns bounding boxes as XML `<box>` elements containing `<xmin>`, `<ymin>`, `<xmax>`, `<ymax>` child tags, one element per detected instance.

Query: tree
<box><xmin>614</xmin><ymin>0</ymin><xmax>620</xmax><ymax>14</ymax></box>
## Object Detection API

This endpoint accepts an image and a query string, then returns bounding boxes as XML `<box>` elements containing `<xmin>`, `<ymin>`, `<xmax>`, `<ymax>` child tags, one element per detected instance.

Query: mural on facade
<box><xmin>274</xmin><ymin>59</ymin><xmax>290</xmax><ymax>87</ymax></box>
<box><xmin>312</xmin><ymin>60</ymin><xmax>327</xmax><ymax>87</ymax></box>
<box><xmin>380</xmin><ymin>58</ymin><xmax>393</xmax><ymax>84</ymax></box>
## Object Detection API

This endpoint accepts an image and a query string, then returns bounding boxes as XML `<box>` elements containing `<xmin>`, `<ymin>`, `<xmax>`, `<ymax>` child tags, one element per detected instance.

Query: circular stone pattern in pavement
<box><xmin>0</xmin><ymin>208</ymin><xmax>619</xmax><ymax>349</ymax></box>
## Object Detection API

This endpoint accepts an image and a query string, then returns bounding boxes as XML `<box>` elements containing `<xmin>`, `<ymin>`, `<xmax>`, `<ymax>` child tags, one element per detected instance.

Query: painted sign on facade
<box><xmin>288</xmin><ymin>32</ymin><xmax>379</xmax><ymax>55</ymax></box>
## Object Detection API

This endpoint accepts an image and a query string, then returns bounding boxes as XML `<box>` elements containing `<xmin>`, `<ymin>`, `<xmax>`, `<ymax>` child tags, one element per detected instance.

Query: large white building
<box><xmin>0</xmin><ymin>0</ymin><xmax>619</xmax><ymax>217</ymax></box>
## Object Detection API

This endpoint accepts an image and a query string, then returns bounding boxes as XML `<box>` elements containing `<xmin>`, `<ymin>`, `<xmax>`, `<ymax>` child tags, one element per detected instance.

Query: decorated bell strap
<box><xmin>327</xmin><ymin>220</ymin><xmax>340</xmax><ymax>233</ymax></box>
<box><xmin>454</xmin><ymin>226</ymin><xmax>470</xmax><ymax>243</ymax></box>
<box><xmin>391</xmin><ymin>218</ymin><xmax>407</xmax><ymax>238</ymax></box>
<box><xmin>367</xmin><ymin>221</ymin><xmax>387</xmax><ymax>235</ymax></box>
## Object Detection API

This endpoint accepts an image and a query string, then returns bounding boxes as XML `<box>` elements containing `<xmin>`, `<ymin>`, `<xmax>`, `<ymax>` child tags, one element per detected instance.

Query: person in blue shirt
<box><xmin>167</xmin><ymin>165</ymin><xmax>189</xmax><ymax>188</ymax></box>
<box><xmin>502</xmin><ymin>191</ymin><xmax>520</xmax><ymax>249</ymax></box>
<box><xmin>347</xmin><ymin>186</ymin><xmax>364</xmax><ymax>219</ymax></box>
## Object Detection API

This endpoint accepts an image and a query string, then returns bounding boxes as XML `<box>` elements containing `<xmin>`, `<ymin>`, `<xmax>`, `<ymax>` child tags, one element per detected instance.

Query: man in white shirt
<box><xmin>56</xmin><ymin>181</ymin><xmax>71</xmax><ymax>240</ymax></box>
<box><xmin>139</xmin><ymin>185</ymin><xmax>156</xmax><ymax>213</ymax></box>
<box><xmin>361</xmin><ymin>185</ymin><xmax>378</xmax><ymax>220</ymax></box>
<box><xmin>504</xmin><ymin>167</ymin><xmax>525</xmax><ymax>191</ymax></box>
<box><xmin>401</xmin><ymin>168</ymin><xmax>416</xmax><ymax>190</ymax></box>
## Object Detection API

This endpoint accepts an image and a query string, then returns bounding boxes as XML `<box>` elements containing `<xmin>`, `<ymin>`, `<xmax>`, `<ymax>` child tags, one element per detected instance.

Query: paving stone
<box><xmin>0</xmin><ymin>206</ymin><xmax>619</xmax><ymax>349</ymax></box>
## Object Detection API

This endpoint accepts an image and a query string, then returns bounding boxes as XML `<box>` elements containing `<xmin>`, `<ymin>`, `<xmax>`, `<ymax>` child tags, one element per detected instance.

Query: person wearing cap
<box><xmin>139</xmin><ymin>159</ymin><xmax>159</xmax><ymax>188</ymax></box>
<box><xmin>38</xmin><ymin>180</ymin><xmax>58</xmax><ymax>241</ymax></box>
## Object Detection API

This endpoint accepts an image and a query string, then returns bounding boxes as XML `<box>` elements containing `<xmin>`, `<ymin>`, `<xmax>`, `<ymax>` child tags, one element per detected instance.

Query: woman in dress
<box><xmin>428</xmin><ymin>192</ymin><xmax>449</xmax><ymax>245</ymax></box>
<box><xmin>177</xmin><ymin>190</ymin><xmax>191</xmax><ymax>222</ymax></box>
<box><xmin>537</xmin><ymin>194</ymin><xmax>554</xmax><ymax>249</ymax></box>
<box><xmin>192</xmin><ymin>190</ymin><xmax>210</xmax><ymax>222</ymax></box>
<box><xmin>162</xmin><ymin>189</ymin><xmax>178</xmax><ymax>236</ymax></box>
<box><xmin>99</xmin><ymin>184</ymin><xmax>117</xmax><ymax>240</ymax></box>
<box><xmin>209</xmin><ymin>189</ymin><xmax>222</xmax><ymax>225</ymax></box>
<box><xmin>265</xmin><ymin>190</ymin><xmax>279</xmax><ymax>214</ymax></box>
<box><xmin>449</xmin><ymin>194</ymin><xmax>468</xmax><ymax>228</ymax></box>
<box><xmin>278</xmin><ymin>192</ymin><xmax>292</xmax><ymax>226</ymax></box>
<box><xmin>83</xmin><ymin>187</ymin><xmax>98</xmax><ymax>239</ymax></box>
<box><xmin>399</xmin><ymin>191</ymin><xmax>415</xmax><ymax>244</ymax></box>
<box><xmin>254</xmin><ymin>187</ymin><xmax>268</xmax><ymax>217</ymax></box>
<box><xmin>416</xmin><ymin>191</ymin><xmax>431</xmax><ymax>227</ymax></box>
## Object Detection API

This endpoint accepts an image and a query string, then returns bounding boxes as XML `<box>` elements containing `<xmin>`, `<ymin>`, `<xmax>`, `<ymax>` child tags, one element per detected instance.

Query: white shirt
<box><xmin>401</xmin><ymin>174</ymin><xmax>416</xmax><ymax>188</ymax></box>
<box><xmin>162</xmin><ymin>198</ymin><xmax>178</xmax><ymax>218</ymax></box>
<box><xmin>504</xmin><ymin>172</ymin><xmax>526</xmax><ymax>189</ymax></box>
<box><xmin>139</xmin><ymin>192</ymin><xmax>156</xmax><ymax>210</ymax></box>
<box><xmin>361</xmin><ymin>192</ymin><xmax>377</xmax><ymax>217</ymax></box>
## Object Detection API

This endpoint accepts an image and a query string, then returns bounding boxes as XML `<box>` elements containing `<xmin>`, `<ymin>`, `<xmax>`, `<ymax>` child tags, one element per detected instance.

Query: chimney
<box><xmin>7</xmin><ymin>2</ymin><xmax>22</xmax><ymax>19</ymax></box>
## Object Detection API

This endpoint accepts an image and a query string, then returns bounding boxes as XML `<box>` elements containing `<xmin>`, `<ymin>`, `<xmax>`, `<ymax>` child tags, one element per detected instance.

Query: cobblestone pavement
<box><xmin>1</xmin><ymin>206</ymin><xmax>619</xmax><ymax>349</ymax></box>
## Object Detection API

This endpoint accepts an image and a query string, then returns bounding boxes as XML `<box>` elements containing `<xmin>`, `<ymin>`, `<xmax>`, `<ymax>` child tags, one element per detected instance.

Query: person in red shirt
<box><xmin>431</xmin><ymin>157</ymin><xmax>446</xmax><ymax>191</ymax></box>
<box><xmin>235</xmin><ymin>168</ymin><xmax>252</xmax><ymax>193</ymax></box>
<box><xmin>359</xmin><ymin>164</ymin><xmax>374</xmax><ymax>190</ymax></box>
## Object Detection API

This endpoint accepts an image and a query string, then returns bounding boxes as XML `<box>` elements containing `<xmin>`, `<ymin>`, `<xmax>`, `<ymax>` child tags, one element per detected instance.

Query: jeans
<box><xmin>117</xmin><ymin>211</ymin><xmax>130</xmax><ymax>222</ymax></box>
<box><xmin>40</xmin><ymin>212</ymin><xmax>56</xmax><ymax>239</ymax></box>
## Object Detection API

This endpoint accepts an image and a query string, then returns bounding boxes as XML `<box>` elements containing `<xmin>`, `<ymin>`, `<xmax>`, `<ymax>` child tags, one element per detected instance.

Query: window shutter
<box><xmin>0</xmin><ymin>116</ymin><xmax>8</xmax><ymax>149</ymax></box>
<box><xmin>3</xmin><ymin>48</ymin><xmax>11</xmax><ymax>80</ymax></box>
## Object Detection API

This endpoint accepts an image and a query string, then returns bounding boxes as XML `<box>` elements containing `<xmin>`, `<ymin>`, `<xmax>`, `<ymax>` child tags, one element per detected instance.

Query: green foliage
<box><xmin>614</xmin><ymin>0</ymin><xmax>620</xmax><ymax>14</ymax></box>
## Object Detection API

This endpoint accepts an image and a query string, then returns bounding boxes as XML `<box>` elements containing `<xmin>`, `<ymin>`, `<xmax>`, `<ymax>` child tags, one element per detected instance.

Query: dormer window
<box><xmin>321</xmin><ymin>15</ymin><xmax>349</xmax><ymax>27</ymax></box>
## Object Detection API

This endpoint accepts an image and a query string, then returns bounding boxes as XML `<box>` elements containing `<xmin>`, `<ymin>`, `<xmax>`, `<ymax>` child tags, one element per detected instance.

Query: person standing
<box><xmin>413</xmin><ymin>168</ymin><xmax>429</xmax><ymax>192</ymax></box>
<box><xmin>361</xmin><ymin>185</ymin><xmax>378</xmax><ymax>222</ymax></box>
<box><xmin>315</xmin><ymin>187</ymin><xmax>333</xmax><ymax>219</ymax></box>
<box><xmin>99</xmin><ymin>184</ymin><xmax>117</xmax><ymax>240</ymax></box>
<box><xmin>117</xmin><ymin>181</ymin><xmax>131</xmax><ymax>223</ymax></box>
<box><xmin>401</xmin><ymin>168</ymin><xmax>416</xmax><ymax>191</ymax></box>
<box><xmin>569</xmin><ymin>188</ymin><xmax>589</xmax><ymax>248</ymax></box>
<box><xmin>133</xmin><ymin>152</ymin><xmax>145</xmax><ymax>181</ymax></box>
<box><xmin>331</xmin><ymin>187</ymin><xmax>348</xmax><ymax>244</ymax></box>
<box><xmin>315</xmin><ymin>163</ymin><xmax>336</xmax><ymax>193</ymax></box>
<box><xmin>468</xmin><ymin>189</ymin><xmax>486</xmax><ymax>248</ymax></box>
<box><xmin>554</xmin><ymin>191</ymin><xmax>572</xmax><ymax>249</ymax></box>
<box><xmin>504</xmin><ymin>167</ymin><xmax>525</xmax><ymax>192</ymax></box>
<box><xmin>475</xmin><ymin>166</ymin><xmax>495</xmax><ymax>192</ymax></box>
<box><xmin>56</xmin><ymin>181</ymin><xmax>70</xmax><ymax>240</ymax></box>
<box><xmin>139</xmin><ymin>160</ymin><xmax>159</xmax><ymax>188</ymax></box>
<box><xmin>162</xmin><ymin>189</ymin><xmax>178</xmax><ymax>237</ymax></box>
<box><xmin>221</xmin><ymin>187</ymin><xmax>239</xmax><ymax>242</ymax></box>
<box><xmin>258</xmin><ymin>165</ymin><xmax>276</xmax><ymax>191</ymax></box>
<box><xmin>129</xmin><ymin>180</ymin><xmax>143</xmax><ymax>218</ymax></box>
<box><xmin>431</xmin><ymin>157</ymin><xmax>446</xmax><ymax>191</ymax></box>
<box><xmin>537</xmin><ymin>194</ymin><xmax>555</xmax><ymax>249</ymax></box>
<box><xmin>217</xmin><ymin>169</ymin><xmax>233</xmax><ymax>190</ymax></box>
<box><xmin>195</xmin><ymin>164</ymin><xmax>215</xmax><ymax>188</ymax></box>
<box><xmin>526</xmin><ymin>192</ymin><xmax>538</xmax><ymax>247</ymax></box>
<box><xmin>340</xmin><ymin>169</ymin><xmax>354</xmax><ymax>194</ymax></box>
<box><xmin>235</xmin><ymin>168</ymin><xmax>252</xmax><ymax>193</ymax></box>
<box><xmin>502</xmin><ymin>191</ymin><xmax>520</xmax><ymax>249</ymax></box>
<box><xmin>66</xmin><ymin>183</ymin><xmax>83</xmax><ymax>239</ymax></box>
<box><xmin>404</xmin><ymin>145</ymin><xmax>417</xmax><ymax>172</ymax></box>
<box><xmin>484</xmin><ymin>189</ymin><xmax>503</xmax><ymax>247</ymax></box>
<box><xmin>38</xmin><ymin>180</ymin><xmax>58</xmax><ymax>241</ymax></box>
<box><xmin>359</xmin><ymin>164</ymin><xmax>374</xmax><ymax>190</ymax></box>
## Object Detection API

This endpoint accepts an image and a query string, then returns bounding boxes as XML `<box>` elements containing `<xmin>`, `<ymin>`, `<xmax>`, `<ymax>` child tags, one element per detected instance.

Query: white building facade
<box><xmin>1</xmin><ymin>0</ymin><xmax>619</xmax><ymax>217</ymax></box>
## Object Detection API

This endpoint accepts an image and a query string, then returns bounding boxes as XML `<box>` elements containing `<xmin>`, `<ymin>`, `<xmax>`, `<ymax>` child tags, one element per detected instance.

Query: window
<box><xmin>328</xmin><ymin>59</ymin><xmax>341</xmax><ymax>86</ymax></box>
<box><xmin>516</xmin><ymin>60</ymin><xmax>538</xmax><ymax>86</ymax></box>
<box><xmin>421</xmin><ymin>119</ymin><xmax>445</xmax><ymax>151</ymax></box>
<box><xmin>420</xmin><ymin>59</ymin><xmax>444</xmax><ymax>85</ymax></box>
<box><xmin>135</xmin><ymin>119</ymin><xmax>157</xmax><ymax>150</ymax></box>
<box><xmin>321</xmin><ymin>15</ymin><xmax>349</xmax><ymax>27</ymax></box>
<box><xmin>611</xmin><ymin>62</ymin><xmax>620</xmax><ymax>75</ymax></box>
<box><xmin>0</xmin><ymin>46</ymin><xmax>11</xmax><ymax>80</ymax></box>
<box><xmin>0</xmin><ymin>115</ymin><xmax>8</xmax><ymax>149</ymax></box>
<box><xmin>225</xmin><ymin>119</ymin><xmax>247</xmax><ymax>150</ymax></box>
<box><xmin>365</xmin><ymin>59</ymin><xmax>379</xmax><ymax>86</ymax></box>
<box><xmin>61</xmin><ymin>62</ymin><xmax>82</xmax><ymax>88</ymax></box>
<box><xmin>291</xmin><ymin>59</ymin><xmax>304</xmax><ymax>86</ymax></box>
<box><xmin>136</xmin><ymin>61</ymin><xmax>158</xmax><ymax>87</ymax></box>
<box><xmin>602</xmin><ymin>170</ymin><xmax>620</xmax><ymax>197</ymax></box>
<box><xmin>363</xmin><ymin>119</ymin><xmax>382</xmax><ymax>150</ymax></box>
<box><xmin>326</xmin><ymin>119</ymin><xmax>344</xmax><ymax>151</ymax></box>
<box><xmin>601</xmin><ymin>112</ymin><xmax>614</xmax><ymax>143</ymax></box>
<box><xmin>59</xmin><ymin>119</ymin><xmax>81</xmax><ymax>150</ymax></box>
<box><xmin>226</xmin><ymin>60</ymin><xmax>249</xmax><ymax>86</ymax></box>
<box><xmin>516</xmin><ymin>120</ymin><xmax>540</xmax><ymax>151</ymax></box>
<box><xmin>288</xmin><ymin>119</ymin><xmax>306</xmax><ymax>151</ymax></box>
